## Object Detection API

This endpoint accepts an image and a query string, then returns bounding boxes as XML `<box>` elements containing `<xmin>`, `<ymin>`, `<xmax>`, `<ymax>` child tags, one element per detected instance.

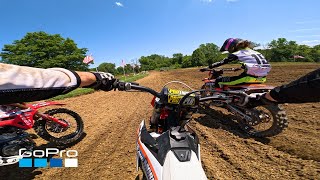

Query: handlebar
<box><xmin>115</xmin><ymin>81</ymin><xmax>161</xmax><ymax>98</ymax></box>
<box><xmin>114</xmin><ymin>81</ymin><xmax>250</xmax><ymax>107</ymax></box>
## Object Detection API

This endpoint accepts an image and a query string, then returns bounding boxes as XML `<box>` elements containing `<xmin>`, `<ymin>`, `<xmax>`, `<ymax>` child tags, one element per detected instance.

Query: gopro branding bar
<box><xmin>18</xmin><ymin>148</ymin><xmax>78</xmax><ymax>168</ymax></box>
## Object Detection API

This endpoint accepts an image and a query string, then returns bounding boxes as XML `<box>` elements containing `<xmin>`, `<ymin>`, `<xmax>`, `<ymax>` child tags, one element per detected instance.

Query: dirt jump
<box><xmin>0</xmin><ymin>63</ymin><xmax>319</xmax><ymax>180</ymax></box>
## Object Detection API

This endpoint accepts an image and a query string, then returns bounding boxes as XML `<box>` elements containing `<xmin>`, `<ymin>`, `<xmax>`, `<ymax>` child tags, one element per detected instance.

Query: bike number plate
<box><xmin>167</xmin><ymin>88</ymin><xmax>195</xmax><ymax>106</ymax></box>
<box><xmin>168</xmin><ymin>95</ymin><xmax>195</xmax><ymax>105</ymax></box>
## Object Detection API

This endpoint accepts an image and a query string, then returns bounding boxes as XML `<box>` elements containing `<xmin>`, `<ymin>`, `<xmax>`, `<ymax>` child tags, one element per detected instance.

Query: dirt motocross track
<box><xmin>1</xmin><ymin>63</ymin><xmax>320</xmax><ymax>180</ymax></box>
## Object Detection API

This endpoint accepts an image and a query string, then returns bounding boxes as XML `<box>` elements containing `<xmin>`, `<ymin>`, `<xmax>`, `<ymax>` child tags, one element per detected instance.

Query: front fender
<box><xmin>27</xmin><ymin>101</ymin><xmax>65</xmax><ymax>109</ymax></box>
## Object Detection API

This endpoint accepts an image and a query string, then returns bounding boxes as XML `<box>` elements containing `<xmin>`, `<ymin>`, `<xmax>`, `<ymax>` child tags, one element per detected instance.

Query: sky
<box><xmin>1</xmin><ymin>0</ymin><xmax>320</xmax><ymax>67</ymax></box>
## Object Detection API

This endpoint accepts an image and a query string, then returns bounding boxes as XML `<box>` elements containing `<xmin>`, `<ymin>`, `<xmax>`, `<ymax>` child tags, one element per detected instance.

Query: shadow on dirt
<box><xmin>0</xmin><ymin>132</ymin><xmax>87</xmax><ymax>180</ymax></box>
<box><xmin>194</xmin><ymin>106</ymin><xmax>271</xmax><ymax>144</ymax></box>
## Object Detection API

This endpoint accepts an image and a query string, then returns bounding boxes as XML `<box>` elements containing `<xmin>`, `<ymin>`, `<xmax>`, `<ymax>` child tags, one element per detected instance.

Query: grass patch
<box><xmin>118</xmin><ymin>73</ymin><xmax>148</xmax><ymax>82</ymax></box>
<box><xmin>49</xmin><ymin>88</ymin><xmax>95</xmax><ymax>101</ymax></box>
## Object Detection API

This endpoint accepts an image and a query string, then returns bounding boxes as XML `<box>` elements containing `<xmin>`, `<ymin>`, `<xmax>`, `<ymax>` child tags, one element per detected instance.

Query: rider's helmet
<box><xmin>220</xmin><ymin>38</ymin><xmax>242</xmax><ymax>53</ymax></box>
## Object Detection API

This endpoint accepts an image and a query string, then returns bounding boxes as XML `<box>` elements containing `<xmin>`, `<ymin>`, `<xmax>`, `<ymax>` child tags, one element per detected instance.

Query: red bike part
<box><xmin>0</xmin><ymin>109</ymin><xmax>36</xmax><ymax>129</ymax></box>
<box><xmin>0</xmin><ymin>101</ymin><xmax>68</xmax><ymax>130</ymax></box>
<box><xmin>151</xmin><ymin>97</ymin><xmax>156</xmax><ymax>107</ymax></box>
<box><xmin>26</xmin><ymin>101</ymin><xmax>65</xmax><ymax>109</ymax></box>
<box><xmin>160</xmin><ymin>108</ymin><xmax>169</xmax><ymax>120</ymax></box>
<box><xmin>37</xmin><ymin>113</ymin><xmax>69</xmax><ymax>128</ymax></box>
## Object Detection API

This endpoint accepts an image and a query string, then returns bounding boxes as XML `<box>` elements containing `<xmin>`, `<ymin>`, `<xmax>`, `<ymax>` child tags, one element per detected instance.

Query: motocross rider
<box><xmin>0</xmin><ymin>63</ymin><xmax>115</xmax><ymax>105</ymax></box>
<box><xmin>203</xmin><ymin>38</ymin><xmax>271</xmax><ymax>88</ymax></box>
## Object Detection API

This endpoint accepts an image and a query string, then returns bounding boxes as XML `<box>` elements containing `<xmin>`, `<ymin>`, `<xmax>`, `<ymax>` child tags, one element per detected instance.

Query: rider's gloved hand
<box><xmin>84</xmin><ymin>72</ymin><xmax>116</xmax><ymax>91</ymax></box>
<box><xmin>247</xmin><ymin>93</ymin><xmax>277</xmax><ymax>108</ymax></box>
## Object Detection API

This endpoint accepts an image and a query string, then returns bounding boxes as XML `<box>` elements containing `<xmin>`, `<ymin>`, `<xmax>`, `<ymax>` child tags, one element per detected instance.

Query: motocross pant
<box><xmin>270</xmin><ymin>68</ymin><xmax>320</xmax><ymax>103</ymax></box>
<box><xmin>215</xmin><ymin>73</ymin><xmax>266</xmax><ymax>88</ymax></box>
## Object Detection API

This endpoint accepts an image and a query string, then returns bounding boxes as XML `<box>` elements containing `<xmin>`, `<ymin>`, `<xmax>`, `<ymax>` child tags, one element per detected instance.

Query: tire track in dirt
<box><xmin>192</xmin><ymin>114</ymin><xmax>319</xmax><ymax>179</ymax></box>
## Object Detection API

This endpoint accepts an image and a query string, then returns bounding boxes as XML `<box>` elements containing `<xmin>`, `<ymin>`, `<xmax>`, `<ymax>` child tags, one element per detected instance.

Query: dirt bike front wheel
<box><xmin>239</xmin><ymin>104</ymin><xmax>288</xmax><ymax>137</ymax></box>
<box><xmin>34</xmin><ymin>108</ymin><xmax>84</xmax><ymax>146</ymax></box>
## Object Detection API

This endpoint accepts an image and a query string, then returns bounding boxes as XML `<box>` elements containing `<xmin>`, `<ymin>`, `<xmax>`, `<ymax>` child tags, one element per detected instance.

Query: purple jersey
<box><xmin>232</xmin><ymin>48</ymin><xmax>271</xmax><ymax>77</ymax></box>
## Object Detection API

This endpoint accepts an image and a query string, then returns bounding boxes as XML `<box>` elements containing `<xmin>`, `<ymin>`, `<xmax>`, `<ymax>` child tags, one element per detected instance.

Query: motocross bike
<box><xmin>0</xmin><ymin>102</ymin><xmax>84</xmax><ymax>166</ymax></box>
<box><xmin>115</xmin><ymin>80</ymin><xmax>250</xmax><ymax>180</ymax></box>
<box><xmin>199</xmin><ymin>67</ymin><xmax>288</xmax><ymax>137</ymax></box>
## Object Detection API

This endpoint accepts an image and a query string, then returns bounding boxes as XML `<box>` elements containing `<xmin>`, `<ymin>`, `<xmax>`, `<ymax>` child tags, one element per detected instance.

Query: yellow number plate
<box><xmin>168</xmin><ymin>95</ymin><xmax>182</xmax><ymax>104</ymax></box>
<box><xmin>167</xmin><ymin>88</ymin><xmax>195</xmax><ymax>105</ymax></box>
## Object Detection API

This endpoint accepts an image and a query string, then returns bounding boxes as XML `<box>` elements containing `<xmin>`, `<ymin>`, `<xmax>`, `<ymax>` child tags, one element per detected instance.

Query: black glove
<box><xmin>85</xmin><ymin>72</ymin><xmax>116</xmax><ymax>91</ymax></box>
<box><xmin>247</xmin><ymin>93</ymin><xmax>277</xmax><ymax>108</ymax></box>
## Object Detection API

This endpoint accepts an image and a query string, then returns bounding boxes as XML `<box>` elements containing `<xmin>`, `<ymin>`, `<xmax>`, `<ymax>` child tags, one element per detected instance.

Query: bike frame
<box><xmin>0</xmin><ymin>102</ymin><xmax>69</xmax><ymax>130</ymax></box>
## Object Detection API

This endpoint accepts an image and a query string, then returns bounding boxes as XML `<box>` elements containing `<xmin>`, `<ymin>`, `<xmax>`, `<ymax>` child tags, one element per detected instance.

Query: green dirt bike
<box><xmin>199</xmin><ymin>67</ymin><xmax>288</xmax><ymax>137</ymax></box>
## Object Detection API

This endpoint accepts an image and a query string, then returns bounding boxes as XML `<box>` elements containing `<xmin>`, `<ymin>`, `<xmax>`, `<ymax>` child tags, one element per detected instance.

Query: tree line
<box><xmin>1</xmin><ymin>32</ymin><xmax>319</xmax><ymax>73</ymax></box>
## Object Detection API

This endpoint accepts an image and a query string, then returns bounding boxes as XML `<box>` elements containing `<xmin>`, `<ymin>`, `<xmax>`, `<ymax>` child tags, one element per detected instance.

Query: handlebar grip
<box><xmin>130</xmin><ymin>82</ymin><xmax>139</xmax><ymax>86</ymax></box>
<box><xmin>116</xmin><ymin>81</ymin><xmax>132</xmax><ymax>91</ymax></box>
<box><xmin>115</xmin><ymin>81</ymin><xmax>140</xmax><ymax>91</ymax></box>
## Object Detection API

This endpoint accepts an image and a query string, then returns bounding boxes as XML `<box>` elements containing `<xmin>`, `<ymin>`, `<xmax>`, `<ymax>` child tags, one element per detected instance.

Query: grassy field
<box><xmin>49</xmin><ymin>73</ymin><xmax>148</xmax><ymax>100</ymax></box>
<box><xmin>118</xmin><ymin>73</ymin><xmax>148</xmax><ymax>82</ymax></box>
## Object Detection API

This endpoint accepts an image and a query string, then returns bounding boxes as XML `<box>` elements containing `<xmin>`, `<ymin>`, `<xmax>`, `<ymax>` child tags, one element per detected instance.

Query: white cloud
<box><xmin>115</xmin><ymin>2</ymin><xmax>123</xmax><ymax>7</ymax></box>
<box><xmin>289</xmin><ymin>28</ymin><xmax>320</xmax><ymax>32</ymax></box>
<box><xmin>300</xmin><ymin>40</ymin><xmax>320</xmax><ymax>46</ymax></box>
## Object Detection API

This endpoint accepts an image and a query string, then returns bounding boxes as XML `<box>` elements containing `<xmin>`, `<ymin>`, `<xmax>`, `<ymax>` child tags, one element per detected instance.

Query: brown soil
<box><xmin>0</xmin><ymin>64</ymin><xmax>319</xmax><ymax>180</ymax></box>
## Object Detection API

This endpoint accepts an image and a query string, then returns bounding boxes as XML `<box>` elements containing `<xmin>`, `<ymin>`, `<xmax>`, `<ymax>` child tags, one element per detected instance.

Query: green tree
<box><xmin>0</xmin><ymin>31</ymin><xmax>88</xmax><ymax>70</ymax></box>
<box><xmin>117</xmin><ymin>66</ymin><xmax>124</xmax><ymax>74</ymax></box>
<box><xmin>268</xmin><ymin>38</ymin><xmax>298</xmax><ymax>62</ymax></box>
<box><xmin>181</xmin><ymin>55</ymin><xmax>192</xmax><ymax>68</ymax></box>
<box><xmin>191</xmin><ymin>49</ymin><xmax>206</xmax><ymax>66</ymax></box>
<box><xmin>197</xmin><ymin>43</ymin><xmax>221</xmax><ymax>65</ymax></box>
<box><xmin>97</xmin><ymin>62</ymin><xmax>117</xmax><ymax>74</ymax></box>
<box><xmin>139</xmin><ymin>54</ymin><xmax>171</xmax><ymax>70</ymax></box>
<box><xmin>139</xmin><ymin>56</ymin><xmax>156</xmax><ymax>70</ymax></box>
<box><xmin>310</xmin><ymin>45</ymin><xmax>320</xmax><ymax>62</ymax></box>
<box><xmin>172</xmin><ymin>53</ymin><xmax>183</xmax><ymax>64</ymax></box>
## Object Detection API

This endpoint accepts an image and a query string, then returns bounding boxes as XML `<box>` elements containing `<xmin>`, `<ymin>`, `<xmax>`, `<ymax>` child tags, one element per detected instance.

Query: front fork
<box><xmin>12</xmin><ymin>103</ymin><xmax>69</xmax><ymax>128</ymax></box>
<box><xmin>36</xmin><ymin>113</ymin><xmax>69</xmax><ymax>128</ymax></box>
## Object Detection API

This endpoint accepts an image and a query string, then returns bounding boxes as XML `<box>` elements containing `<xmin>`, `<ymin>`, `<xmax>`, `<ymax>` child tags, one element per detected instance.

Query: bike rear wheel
<box><xmin>239</xmin><ymin>104</ymin><xmax>288</xmax><ymax>137</ymax></box>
